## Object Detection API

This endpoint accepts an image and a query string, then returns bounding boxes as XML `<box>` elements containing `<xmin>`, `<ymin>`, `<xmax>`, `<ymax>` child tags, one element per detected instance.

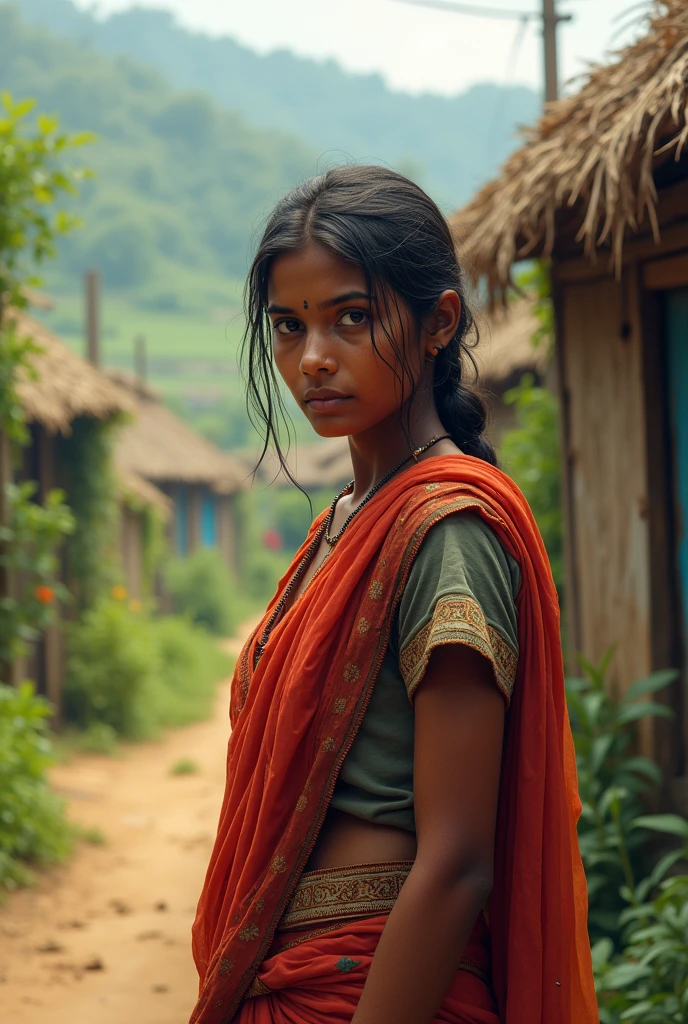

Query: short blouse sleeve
<box><xmin>397</xmin><ymin>513</ymin><xmax>521</xmax><ymax>706</ymax></box>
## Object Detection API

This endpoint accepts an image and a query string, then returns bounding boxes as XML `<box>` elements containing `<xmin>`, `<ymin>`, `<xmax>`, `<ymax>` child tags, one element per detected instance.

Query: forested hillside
<box><xmin>0</xmin><ymin>4</ymin><xmax>317</xmax><ymax>299</ymax></box>
<box><xmin>14</xmin><ymin>0</ymin><xmax>540</xmax><ymax>206</ymax></box>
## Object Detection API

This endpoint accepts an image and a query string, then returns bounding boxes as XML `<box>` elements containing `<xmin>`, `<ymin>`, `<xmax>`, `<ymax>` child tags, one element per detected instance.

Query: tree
<box><xmin>0</xmin><ymin>91</ymin><xmax>91</xmax><ymax>681</ymax></box>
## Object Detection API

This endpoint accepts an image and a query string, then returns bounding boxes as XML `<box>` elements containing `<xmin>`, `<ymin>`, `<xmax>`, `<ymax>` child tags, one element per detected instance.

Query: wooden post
<box><xmin>85</xmin><ymin>268</ymin><xmax>101</xmax><ymax>367</ymax></box>
<box><xmin>134</xmin><ymin>334</ymin><xmax>147</xmax><ymax>384</ymax></box>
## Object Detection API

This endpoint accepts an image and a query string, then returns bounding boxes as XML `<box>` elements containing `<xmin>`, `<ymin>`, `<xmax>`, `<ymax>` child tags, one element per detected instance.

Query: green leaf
<box><xmin>616</xmin><ymin>702</ymin><xmax>674</xmax><ymax>724</ymax></box>
<box><xmin>632</xmin><ymin>815</ymin><xmax>688</xmax><ymax>839</ymax></box>
<box><xmin>623</xmin><ymin>670</ymin><xmax>679</xmax><ymax>703</ymax></box>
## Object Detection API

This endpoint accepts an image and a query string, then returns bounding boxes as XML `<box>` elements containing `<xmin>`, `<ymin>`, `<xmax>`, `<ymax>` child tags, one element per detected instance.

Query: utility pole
<box><xmin>134</xmin><ymin>334</ymin><xmax>147</xmax><ymax>385</ymax></box>
<box><xmin>85</xmin><ymin>268</ymin><xmax>101</xmax><ymax>367</ymax></box>
<box><xmin>542</xmin><ymin>0</ymin><xmax>569</xmax><ymax>102</ymax></box>
<box><xmin>394</xmin><ymin>0</ymin><xmax>572</xmax><ymax>105</ymax></box>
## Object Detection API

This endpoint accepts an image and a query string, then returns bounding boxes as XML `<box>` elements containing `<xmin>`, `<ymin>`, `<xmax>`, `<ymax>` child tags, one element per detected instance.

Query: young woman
<box><xmin>190</xmin><ymin>166</ymin><xmax>597</xmax><ymax>1024</ymax></box>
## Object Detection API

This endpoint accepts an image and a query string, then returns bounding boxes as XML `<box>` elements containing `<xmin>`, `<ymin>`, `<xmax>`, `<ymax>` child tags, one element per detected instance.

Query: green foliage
<box><xmin>72</xmin><ymin>721</ymin><xmax>119</xmax><ymax>756</ymax></box>
<box><xmin>500</xmin><ymin>374</ymin><xmax>564</xmax><ymax>591</ymax></box>
<box><xmin>170</xmin><ymin>757</ymin><xmax>198</xmax><ymax>776</ymax></box>
<box><xmin>64</xmin><ymin>597</ymin><xmax>159</xmax><ymax>738</ymax></box>
<box><xmin>568</xmin><ymin>654</ymin><xmax>678</xmax><ymax>947</ymax></box>
<box><xmin>514</xmin><ymin>260</ymin><xmax>554</xmax><ymax>355</ymax></box>
<box><xmin>163</xmin><ymin>548</ymin><xmax>239</xmax><ymax>636</ymax></box>
<box><xmin>0</xmin><ymin>481</ymin><xmax>74</xmax><ymax>671</ymax></box>
<box><xmin>0</xmin><ymin>5</ymin><xmax>317</xmax><ymax>288</ymax></box>
<box><xmin>595</xmin><ymin>870</ymin><xmax>688</xmax><ymax>1022</ymax></box>
<box><xmin>13</xmin><ymin>0</ymin><xmax>540</xmax><ymax>208</ymax></box>
<box><xmin>566</xmin><ymin>656</ymin><xmax>688</xmax><ymax>1021</ymax></box>
<box><xmin>64</xmin><ymin>599</ymin><xmax>233</xmax><ymax>739</ymax></box>
<box><xmin>56</xmin><ymin>417</ymin><xmax>119</xmax><ymax>612</ymax></box>
<box><xmin>147</xmin><ymin>614</ymin><xmax>233</xmax><ymax>729</ymax></box>
<box><xmin>0</xmin><ymin>89</ymin><xmax>90</xmax><ymax>306</ymax></box>
<box><xmin>0</xmin><ymin>681</ymin><xmax>74</xmax><ymax>890</ymax></box>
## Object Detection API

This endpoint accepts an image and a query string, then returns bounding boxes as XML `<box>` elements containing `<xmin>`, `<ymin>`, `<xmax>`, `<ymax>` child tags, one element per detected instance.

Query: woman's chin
<box><xmin>309</xmin><ymin>422</ymin><xmax>352</xmax><ymax>439</ymax></box>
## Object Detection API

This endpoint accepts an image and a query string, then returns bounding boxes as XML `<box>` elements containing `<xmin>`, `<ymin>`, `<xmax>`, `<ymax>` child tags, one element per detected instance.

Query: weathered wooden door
<box><xmin>666</xmin><ymin>288</ymin><xmax>688</xmax><ymax>667</ymax></box>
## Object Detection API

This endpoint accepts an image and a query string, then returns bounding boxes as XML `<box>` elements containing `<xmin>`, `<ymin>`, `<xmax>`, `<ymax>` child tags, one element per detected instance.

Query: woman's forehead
<box><xmin>268</xmin><ymin>243</ymin><xmax>366</xmax><ymax>303</ymax></box>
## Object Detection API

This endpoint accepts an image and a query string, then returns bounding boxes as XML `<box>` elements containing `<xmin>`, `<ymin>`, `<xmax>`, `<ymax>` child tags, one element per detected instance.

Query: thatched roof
<box><xmin>475</xmin><ymin>298</ymin><xmax>547</xmax><ymax>388</ymax></box>
<box><xmin>10</xmin><ymin>310</ymin><xmax>133</xmax><ymax>433</ymax></box>
<box><xmin>107</xmin><ymin>370</ymin><xmax>246</xmax><ymax>493</ymax></box>
<box><xmin>453</xmin><ymin>1</ymin><xmax>688</xmax><ymax>300</ymax></box>
<box><xmin>118</xmin><ymin>467</ymin><xmax>173</xmax><ymax>518</ymax></box>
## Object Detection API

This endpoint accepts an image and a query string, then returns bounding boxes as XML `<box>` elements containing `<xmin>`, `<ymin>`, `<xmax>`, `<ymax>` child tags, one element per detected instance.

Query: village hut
<box><xmin>107</xmin><ymin>370</ymin><xmax>246</xmax><ymax>576</ymax></box>
<box><xmin>453</xmin><ymin>0</ymin><xmax>688</xmax><ymax>798</ymax></box>
<box><xmin>7</xmin><ymin>309</ymin><xmax>139</xmax><ymax>704</ymax></box>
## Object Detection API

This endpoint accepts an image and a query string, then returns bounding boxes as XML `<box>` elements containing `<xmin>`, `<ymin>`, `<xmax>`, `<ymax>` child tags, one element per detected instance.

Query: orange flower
<box><xmin>111</xmin><ymin>585</ymin><xmax>128</xmax><ymax>601</ymax></box>
<box><xmin>35</xmin><ymin>584</ymin><xmax>55</xmax><ymax>605</ymax></box>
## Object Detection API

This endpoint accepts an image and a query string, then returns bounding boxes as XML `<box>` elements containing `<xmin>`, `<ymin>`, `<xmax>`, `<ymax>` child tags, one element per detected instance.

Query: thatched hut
<box><xmin>8</xmin><ymin>309</ymin><xmax>137</xmax><ymax>703</ymax></box>
<box><xmin>453</xmin><ymin>0</ymin><xmax>688</xmax><ymax>796</ymax></box>
<box><xmin>107</xmin><ymin>371</ymin><xmax>245</xmax><ymax>575</ymax></box>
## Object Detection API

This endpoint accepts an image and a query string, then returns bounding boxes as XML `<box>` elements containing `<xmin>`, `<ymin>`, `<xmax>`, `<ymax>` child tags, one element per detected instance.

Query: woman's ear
<box><xmin>423</xmin><ymin>290</ymin><xmax>462</xmax><ymax>358</ymax></box>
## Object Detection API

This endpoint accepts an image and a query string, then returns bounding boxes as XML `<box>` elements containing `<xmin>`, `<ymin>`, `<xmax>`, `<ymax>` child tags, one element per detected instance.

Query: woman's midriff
<box><xmin>305</xmin><ymin>807</ymin><xmax>418</xmax><ymax>872</ymax></box>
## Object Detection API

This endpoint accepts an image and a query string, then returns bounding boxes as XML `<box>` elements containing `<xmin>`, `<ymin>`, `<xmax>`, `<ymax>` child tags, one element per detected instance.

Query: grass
<box><xmin>40</xmin><ymin>289</ymin><xmax>245</xmax><ymax>394</ymax></box>
<box><xmin>170</xmin><ymin>757</ymin><xmax>199</xmax><ymax>776</ymax></box>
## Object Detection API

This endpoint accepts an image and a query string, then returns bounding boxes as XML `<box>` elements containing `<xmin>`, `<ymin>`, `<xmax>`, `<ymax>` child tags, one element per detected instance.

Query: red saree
<box><xmin>191</xmin><ymin>455</ymin><xmax>598</xmax><ymax>1024</ymax></box>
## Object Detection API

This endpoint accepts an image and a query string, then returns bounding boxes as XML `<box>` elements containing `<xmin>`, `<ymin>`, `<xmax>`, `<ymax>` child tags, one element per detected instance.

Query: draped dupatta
<box><xmin>190</xmin><ymin>455</ymin><xmax>598</xmax><ymax>1024</ymax></box>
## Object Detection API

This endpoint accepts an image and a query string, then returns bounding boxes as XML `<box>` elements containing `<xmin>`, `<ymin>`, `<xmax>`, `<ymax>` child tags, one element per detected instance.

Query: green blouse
<box><xmin>329</xmin><ymin>513</ymin><xmax>521</xmax><ymax>833</ymax></box>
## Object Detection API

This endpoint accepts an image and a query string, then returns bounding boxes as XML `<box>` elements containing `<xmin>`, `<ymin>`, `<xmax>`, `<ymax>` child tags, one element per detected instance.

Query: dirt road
<box><xmin>0</xmin><ymin>633</ymin><xmax>247</xmax><ymax>1024</ymax></box>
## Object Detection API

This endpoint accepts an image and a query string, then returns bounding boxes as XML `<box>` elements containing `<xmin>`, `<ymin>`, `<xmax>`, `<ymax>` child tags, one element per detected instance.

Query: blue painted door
<box><xmin>666</xmin><ymin>288</ymin><xmax>688</xmax><ymax>665</ymax></box>
<box><xmin>200</xmin><ymin>491</ymin><xmax>217</xmax><ymax>548</ymax></box>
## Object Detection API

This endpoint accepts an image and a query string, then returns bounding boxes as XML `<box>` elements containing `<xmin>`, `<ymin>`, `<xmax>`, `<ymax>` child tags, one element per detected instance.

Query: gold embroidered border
<box><xmin>399</xmin><ymin>593</ymin><xmax>518</xmax><ymax>705</ymax></box>
<box><xmin>280</xmin><ymin>862</ymin><xmax>413</xmax><ymax>931</ymax></box>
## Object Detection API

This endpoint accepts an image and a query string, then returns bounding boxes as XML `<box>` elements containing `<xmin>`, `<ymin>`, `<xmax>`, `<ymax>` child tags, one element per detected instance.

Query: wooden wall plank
<box><xmin>562</xmin><ymin>275</ymin><xmax>652</xmax><ymax>695</ymax></box>
<box><xmin>644</xmin><ymin>251</ymin><xmax>688</xmax><ymax>291</ymax></box>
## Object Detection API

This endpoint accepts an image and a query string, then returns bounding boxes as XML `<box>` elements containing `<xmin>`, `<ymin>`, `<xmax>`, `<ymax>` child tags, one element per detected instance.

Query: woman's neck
<box><xmin>345</xmin><ymin>405</ymin><xmax>455</xmax><ymax>505</ymax></box>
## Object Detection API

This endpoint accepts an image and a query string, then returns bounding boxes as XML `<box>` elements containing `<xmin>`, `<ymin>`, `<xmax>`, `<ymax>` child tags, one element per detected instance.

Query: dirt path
<box><xmin>0</xmin><ymin>629</ymin><xmax>251</xmax><ymax>1024</ymax></box>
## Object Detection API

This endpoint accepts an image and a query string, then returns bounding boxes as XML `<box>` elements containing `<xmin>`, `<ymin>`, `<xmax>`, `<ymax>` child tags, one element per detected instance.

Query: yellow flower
<box><xmin>129</xmin><ymin>599</ymin><xmax>142</xmax><ymax>613</ymax></box>
<box><xmin>112</xmin><ymin>585</ymin><xmax>128</xmax><ymax>601</ymax></box>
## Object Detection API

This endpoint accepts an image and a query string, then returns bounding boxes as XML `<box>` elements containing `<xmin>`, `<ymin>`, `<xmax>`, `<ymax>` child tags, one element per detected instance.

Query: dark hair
<box><xmin>242</xmin><ymin>164</ymin><xmax>497</xmax><ymax>484</ymax></box>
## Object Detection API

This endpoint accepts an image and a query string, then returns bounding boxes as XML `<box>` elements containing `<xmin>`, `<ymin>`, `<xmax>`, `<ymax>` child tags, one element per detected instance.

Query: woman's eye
<box><xmin>339</xmin><ymin>309</ymin><xmax>369</xmax><ymax>327</ymax></box>
<box><xmin>275</xmin><ymin>319</ymin><xmax>302</xmax><ymax>335</ymax></box>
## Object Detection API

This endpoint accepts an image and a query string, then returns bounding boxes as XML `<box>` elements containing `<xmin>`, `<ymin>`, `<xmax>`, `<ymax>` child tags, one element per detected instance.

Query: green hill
<box><xmin>13</xmin><ymin>0</ymin><xmax>540</xmax><ymax>207</ymax></box>
<box><xmin>0</xmin><ymin>3</ymin><xmax>317</xmax><ymax>297</ymax></box>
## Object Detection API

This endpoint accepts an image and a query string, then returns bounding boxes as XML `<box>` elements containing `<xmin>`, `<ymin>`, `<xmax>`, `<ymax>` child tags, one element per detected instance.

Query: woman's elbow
<box><xmin>416</xmin><ymin>848</ymin><xmax>494</xmax><ymax>905</ymax></box>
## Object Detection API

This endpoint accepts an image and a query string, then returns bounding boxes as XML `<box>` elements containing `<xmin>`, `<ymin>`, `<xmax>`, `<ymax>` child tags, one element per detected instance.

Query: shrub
<box><xmin>567</xmin><ymin>653</ymin><xmax>678</xmax><ymax>947</ymax></box>
<box><xmin>594</xmin><ymin>828</ymin><xmax>688</xmax><ymax>1022</ymax></box>
<box><xmin>64</xmin><ymin>598</ymin><xmax>161</xmax><ymax>739</ymax></box>
<box><xmin>147</xmin><ymin>615</ymin><xmax>233</xmax><ymax>728</ymax></box>
<box><xmin>0</xmin><ymin>682</ymin><xmax>74</xmax><ymax>890</ymax></box>
<box><xmin>64</xmin><ymin>599</ymin><xmax>234</xmax><ymax>740</ymax></box>
<box><xmin>164</xmin><ymin>548</ymin><xmax>239</xmax><ymax>635</ymax></box>
<box><xmin>500</xmin><ymin>374</ymin><xmax>564</xmax><ymax>593</ymax></box>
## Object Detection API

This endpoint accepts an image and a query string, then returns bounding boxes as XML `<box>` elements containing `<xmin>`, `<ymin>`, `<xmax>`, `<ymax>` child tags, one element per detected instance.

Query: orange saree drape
<box><xmin>190</xmin><ymin>455</ymin><xmax>598</xmax><ymax>1024</ymax></box>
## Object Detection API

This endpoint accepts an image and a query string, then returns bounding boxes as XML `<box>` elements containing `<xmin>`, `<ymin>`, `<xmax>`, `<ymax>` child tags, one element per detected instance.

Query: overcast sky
<box><xmin>72</xmin><ymin>0</ymin><xmax>649</xmax><ymax>98</ymax></box>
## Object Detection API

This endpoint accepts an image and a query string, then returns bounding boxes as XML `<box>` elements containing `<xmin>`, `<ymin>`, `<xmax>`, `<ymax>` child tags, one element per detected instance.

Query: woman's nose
<box><xmin>299</xmin><ymin>330</ymin><xmax>337</xmax><ymax>375</ymax></box>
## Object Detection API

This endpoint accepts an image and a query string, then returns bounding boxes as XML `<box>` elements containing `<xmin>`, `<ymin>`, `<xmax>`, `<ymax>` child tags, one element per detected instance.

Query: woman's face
<box><xmin>267</xmin><ymin>242</ymin><xmax>425</xmax><ymax>438</ymax></box>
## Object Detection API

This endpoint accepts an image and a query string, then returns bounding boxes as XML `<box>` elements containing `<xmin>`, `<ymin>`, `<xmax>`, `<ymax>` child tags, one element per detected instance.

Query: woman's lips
<box><xmin>305</xmin><ymin>396</ymin><xmax>352</xmax><ymax>413</ymax></box>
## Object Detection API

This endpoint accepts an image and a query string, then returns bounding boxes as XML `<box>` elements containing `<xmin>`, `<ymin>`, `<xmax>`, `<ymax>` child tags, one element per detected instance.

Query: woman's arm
<box><xmin>351</xmin><ymin>642</ymin><xmax>506</xmax><ymax>1024</ymax></box>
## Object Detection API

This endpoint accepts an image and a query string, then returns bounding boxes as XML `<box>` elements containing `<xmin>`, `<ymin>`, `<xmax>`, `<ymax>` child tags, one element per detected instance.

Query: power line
<box><xmin>393</xmin><ymin>0</ymin><xmax>541</xmax><ymax>20</ymax></box>
<box><xmin>393</xmin><ymin>0</ymin><xmax>573</xmax><ymax>101</ymax></box>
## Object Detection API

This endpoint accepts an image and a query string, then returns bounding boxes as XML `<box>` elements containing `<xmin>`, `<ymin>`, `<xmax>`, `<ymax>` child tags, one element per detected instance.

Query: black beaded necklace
<box><xmin>253</xmin><ymin>433</ymin><xmax>450</xmax><ymax>665</ymax></box>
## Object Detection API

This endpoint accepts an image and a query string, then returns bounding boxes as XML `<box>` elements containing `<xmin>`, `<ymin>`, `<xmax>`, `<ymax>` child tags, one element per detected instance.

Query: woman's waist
<box><xmin>268</xmin><ymin>859</ymin><xmax>492</xmax><ymax>989</ymax></box>
<box><xmin>305</xmin><ymin>807</ymin><xmax>417</xmax><ymax>873</ymax></box>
